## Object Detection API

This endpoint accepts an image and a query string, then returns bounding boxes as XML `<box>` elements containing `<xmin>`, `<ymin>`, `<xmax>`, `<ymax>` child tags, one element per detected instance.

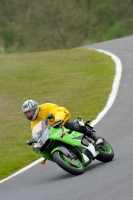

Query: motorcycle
<box><xmin>27</xmin><ymin>114</ymin><xmax>114</xmax><ymax>175</ymax></box>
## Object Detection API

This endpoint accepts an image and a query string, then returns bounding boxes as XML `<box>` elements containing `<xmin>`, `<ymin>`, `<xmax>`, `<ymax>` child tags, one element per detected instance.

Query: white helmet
<box><xmin>22</xmin><ymin>100</ymin><xmax>39</xmax><ymax>121</ymax></box>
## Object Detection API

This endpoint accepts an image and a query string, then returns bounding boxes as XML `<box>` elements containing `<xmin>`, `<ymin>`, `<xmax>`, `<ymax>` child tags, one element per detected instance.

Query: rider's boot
<box><xmin>64</xmin><ymin>119</ymin><xmax>103</xmax><ymax>145</ymax></box>
<box><xmin>85</xmin><ymin>128</ymin><xmax>103</xmax><ymax>145</ymax></box>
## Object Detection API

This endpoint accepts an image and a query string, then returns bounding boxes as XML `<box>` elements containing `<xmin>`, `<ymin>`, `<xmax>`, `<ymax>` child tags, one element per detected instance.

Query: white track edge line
<box><xmin>90</xmin><ymin>49</ymin><xmax>122</xmax><ymax>126</ymax></box>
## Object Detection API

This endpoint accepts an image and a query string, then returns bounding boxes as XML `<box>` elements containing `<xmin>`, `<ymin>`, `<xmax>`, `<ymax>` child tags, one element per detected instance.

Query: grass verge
<box><xmin>0</xmin><ymin>48</ymin><xmax>115</xmax><ymax>180</ymax></box>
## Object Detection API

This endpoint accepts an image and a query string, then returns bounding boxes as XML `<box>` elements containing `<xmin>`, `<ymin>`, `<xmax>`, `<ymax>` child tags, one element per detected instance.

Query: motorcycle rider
<box><xmin>22</xmin><ymin>99</ymin><xmax>103</xmax><ymax>145</ymax></box>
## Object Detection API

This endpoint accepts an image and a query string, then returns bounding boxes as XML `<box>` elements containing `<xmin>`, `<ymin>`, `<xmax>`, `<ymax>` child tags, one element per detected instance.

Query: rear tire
<box><xmin>52</xmin><ymin>150</ymin><xmax>84</xmax><ymax>175</ymax></box>
<box><xmin>95</xmin><ymin>141</ymin><xmax>114</xmax><ymax>162</ymax></box>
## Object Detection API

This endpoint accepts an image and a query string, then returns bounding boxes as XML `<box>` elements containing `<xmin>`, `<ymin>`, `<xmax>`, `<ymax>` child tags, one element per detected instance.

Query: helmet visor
<box><xmin>24</xmin><ymin>109</ymin><xmax>35</xmax><ymax>120</ymax></box>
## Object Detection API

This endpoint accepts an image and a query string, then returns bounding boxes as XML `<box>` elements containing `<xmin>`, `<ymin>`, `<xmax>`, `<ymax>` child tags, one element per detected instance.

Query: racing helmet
<box><xmin>22</xmin><ymin>100</ymin><xmax>39</xmax><ymax>121</ymax></box>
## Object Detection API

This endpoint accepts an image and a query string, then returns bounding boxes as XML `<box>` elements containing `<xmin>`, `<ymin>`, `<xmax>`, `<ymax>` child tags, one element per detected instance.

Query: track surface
<box><xmin>1</xmin><ymin>36</ymin><xmax>133</xmax><ymax>200</ymax></box>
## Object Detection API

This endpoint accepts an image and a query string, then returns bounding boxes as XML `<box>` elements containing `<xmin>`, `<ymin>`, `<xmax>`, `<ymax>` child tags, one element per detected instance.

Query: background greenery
<box><xmin>0</xmin><ymin>49</ymin><xmax>115</xmax><ymax>179</ymax></box>
<box><xmin>0</xmin><ymin>0</ymin><xmax>133</xmax><ymax>53</ymax></box>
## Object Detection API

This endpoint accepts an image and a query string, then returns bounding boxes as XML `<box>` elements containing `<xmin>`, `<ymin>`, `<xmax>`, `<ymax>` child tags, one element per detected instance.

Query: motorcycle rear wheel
<box><xmin>52</xmin><ymin>150</ymin><xmax>84</xmax><ymax>175</ymax></box>
<box><xmin>95</xmin><ymin>141</ymin><xmax>114</xmax><ymax>162</ymax></box>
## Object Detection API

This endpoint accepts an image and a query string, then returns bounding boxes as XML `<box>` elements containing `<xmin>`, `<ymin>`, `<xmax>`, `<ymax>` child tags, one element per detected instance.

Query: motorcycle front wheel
<box><xmin>52</xmin><ymin>150</ymin><xmax>84</xmax><ymax>175</ymax></box>
<box><xmin>95</xmin><ymin>141</ymin><xmax>114</xmax><ymax>162</ymax></box>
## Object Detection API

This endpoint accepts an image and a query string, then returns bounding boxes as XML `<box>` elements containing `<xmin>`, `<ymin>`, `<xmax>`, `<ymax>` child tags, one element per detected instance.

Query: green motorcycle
<box><xmin>27</xmin><ymin>114</ymin><xmax>114</xmax><ymax>175</ymax></box>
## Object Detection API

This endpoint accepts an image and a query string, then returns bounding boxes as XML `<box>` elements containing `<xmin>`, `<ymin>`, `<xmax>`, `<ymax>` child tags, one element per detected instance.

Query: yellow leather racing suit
<box><xmin>31</xmin><ymin>103</ymin><xmax>71</xmax><ymax>130</ymax></box>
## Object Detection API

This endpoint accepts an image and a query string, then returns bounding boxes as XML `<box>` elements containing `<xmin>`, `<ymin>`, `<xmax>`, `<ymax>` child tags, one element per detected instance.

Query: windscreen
<box><xmin>32</xmin><ymin>120</ymin><xmax>50</xmax><ymax>147</ymax></box>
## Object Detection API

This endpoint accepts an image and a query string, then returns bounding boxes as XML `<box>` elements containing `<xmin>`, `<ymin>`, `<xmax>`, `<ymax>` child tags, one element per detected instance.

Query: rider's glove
<box><xmin>53</xmin><ymin>120</ymin><xmax>63</xmax><ymax>128</ymax></box>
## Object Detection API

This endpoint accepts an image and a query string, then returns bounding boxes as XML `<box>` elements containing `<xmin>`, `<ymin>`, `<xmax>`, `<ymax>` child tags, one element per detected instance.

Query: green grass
<box><xmin>0</xmin><ymin>48</ymin><xmax>115</xmax><ymax>180</ymax></box>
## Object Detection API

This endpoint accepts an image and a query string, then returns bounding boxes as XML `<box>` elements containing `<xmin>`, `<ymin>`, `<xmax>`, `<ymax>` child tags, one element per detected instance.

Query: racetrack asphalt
<box><xmin>0</xmin><ymin>35</ymin><xmax>133</xmax><ymax>200</ymax></box>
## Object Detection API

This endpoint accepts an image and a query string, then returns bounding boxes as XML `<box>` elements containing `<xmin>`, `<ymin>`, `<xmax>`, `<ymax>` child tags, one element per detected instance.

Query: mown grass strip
<box><xmin>0</xmin><ymin>49</ymin><xmax>115</xmax><ymax>179</ymax></box>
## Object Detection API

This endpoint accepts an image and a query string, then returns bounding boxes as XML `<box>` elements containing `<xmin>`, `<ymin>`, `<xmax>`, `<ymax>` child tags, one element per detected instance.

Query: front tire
<box><xmin>52</xmin><ymin>150</ymin><xmax>84</xmax><ymax>175</ymax></box>
<box><xmin>95</xmin><ymin>141</ymin><xmax>114</xmax><ymax>162</ymax></box>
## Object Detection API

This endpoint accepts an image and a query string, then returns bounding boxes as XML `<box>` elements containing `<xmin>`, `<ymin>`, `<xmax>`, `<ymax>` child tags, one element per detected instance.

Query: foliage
<box><xmin>0</xmin><ymin>0</ymin><xmax>133</xmax><ymax>52</ymax></box>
